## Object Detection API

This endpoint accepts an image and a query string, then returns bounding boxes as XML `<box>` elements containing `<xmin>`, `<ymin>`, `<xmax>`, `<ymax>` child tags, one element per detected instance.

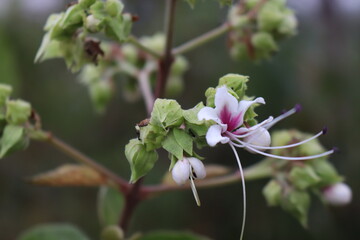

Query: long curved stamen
<box><xmin>264</xmin><ymin>104</ymin><xmax>301</xmax><ymax>130</ymax></box>
<box><xmin>243</xmin><ymin>144</ymin><xmax>335</xmax><ymax>160</ymax></box>
<box><xmin>233</xmin><ymin>129</ymin><xmax>325</xmax><ymax>151</ymax></box>
<box><xmin>189</xmin><ymin>165</ymin><xmax>201</xmax><ymax>206</ymax></box>
<box><xmin>229</xmin><ymin>143</ymin><xmax>246</xmax><ymax>240</ymax></box>
<box><xmin>229</xmin><ymin>117</ymin><xmax>274</xmax><ymax>139</ymax></box>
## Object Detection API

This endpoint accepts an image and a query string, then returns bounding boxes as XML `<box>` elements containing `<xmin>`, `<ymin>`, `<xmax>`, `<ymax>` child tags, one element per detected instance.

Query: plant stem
<box><xmin>45</xmin><ymin>133</ymin><xmax>129</xmax><ymax>192</ymax></box>
<box><xmin>128</xmin><ymin>35</ymin><xmax>161</xmax><ymax>59</ymax></box>
<box><xmin>137</xmin><ymin>62</ymin><xmax>156</xmax><ymax>114</ymax></box>
<box><xmin>172</xmin><ymin>23</ymin><xmax>231</xmax><ymax>55</ymax></box>
<box><xmin>154</xmin><ymin>0</ymin><xmax>177</xmax><ymax>98</ymax></box>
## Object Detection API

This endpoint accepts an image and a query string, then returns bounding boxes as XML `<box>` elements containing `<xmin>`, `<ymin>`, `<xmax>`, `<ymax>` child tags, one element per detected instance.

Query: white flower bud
<box><xmin>171</xmin><ymin>157</ymin><xmax>206</xmax><ymax>185</ymax></box>
<box><xmin>85</xmin><ymin>15</ymin><xmax>101</xmax><ymax>32</ymax></box>
<box><xmin>323</xmin><ymin>183</ymin><xmax>352</xmax><ymax>206</ymax></box>
<box><xmin>244</xmin><ymin>127</ymin><xmax>271</xmax><ymax>153</ymax></box>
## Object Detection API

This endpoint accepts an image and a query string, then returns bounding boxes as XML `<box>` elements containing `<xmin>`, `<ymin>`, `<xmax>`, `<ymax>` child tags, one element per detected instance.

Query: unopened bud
<box><xmin>85</xmin><ymin>15</ymin><xmax>102</xmax><ymax>32</ymax></box>
<box><xmin>105</xmin><ymin>0</ymin><xmax>124</xmax><ymax>17</ymax></box>
<box><xmin>244</xmin><ymin>127</ymin><xmax>271</xmax><ymax>153</ymax></box>
<box><xmin>101</xmin><ymin>225</ymin><xmax>124</xmax><ymax>240</ymax></box>
<box><xmin>6</xmin><ymin>100</ymin><xmax>31</xmax><ymax>125</ymax></box>
<box><xmin>323</xmin><ymin>183</ymin><xmax>352</xmax><ymax>206</ymax></box>
<box><xmin>251</xmin><ymin>32</ymin><xmax>278</xmax><ymax>52</ymax></box>
<box><xmin>0</xmin><ymin>84</ymin><xmax>12</xmax><ymax>106</ymax></box>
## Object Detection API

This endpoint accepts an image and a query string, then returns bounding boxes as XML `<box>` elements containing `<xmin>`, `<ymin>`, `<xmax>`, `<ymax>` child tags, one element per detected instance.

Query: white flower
<box><xmin>172</xmin><ymin>157</ymin><xmax>206</xmax><ymax>206</ymax></box>
<box><xmin>197</xmin><ymin>85</ymin><xmax>335</xmax><ymax>240</ymax></box>
<box><xmin>323</xmin><ymin>183</ymin><xmax>352</xmax><ymax>206</ymax></box>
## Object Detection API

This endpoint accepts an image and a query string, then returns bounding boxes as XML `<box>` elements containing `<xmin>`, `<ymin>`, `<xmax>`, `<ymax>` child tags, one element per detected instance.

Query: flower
<box><xmin>197</xmin><ymin>85</ymin><xmax>335</xmax><ymax>240</ymax></box>
<box><xmin>198</xmin><ymin>86</ymin><xmax>335</xmax><ymax>160</ymax></box>
<box><xmin>323</xmin><ymin>183</ymin><xmax>352</xmax><ymax>206</ymax></box>
<box><xmin>172</xmin><ymin>157</ymin><xmax>206</xmax><ymax>206</ymax></box>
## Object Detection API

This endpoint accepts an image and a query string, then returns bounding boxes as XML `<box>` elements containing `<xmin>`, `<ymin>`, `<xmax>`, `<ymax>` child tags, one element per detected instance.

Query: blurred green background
<box><xmin>0</xmin><ymin>0</ymin><xmax>359</xmax><ymax>239</ymax></box>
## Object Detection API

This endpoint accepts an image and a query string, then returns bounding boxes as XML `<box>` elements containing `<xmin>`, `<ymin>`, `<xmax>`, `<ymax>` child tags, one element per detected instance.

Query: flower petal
<box><xmin>172</xmin><ymin>159</ymin><xmax>190</xmax><ymax>185</ymax></box>
<box><xmin>206</xmin><ymin>125</ymin><xmax>229</xmax><ymax>146</ymax></box>
<box><xmin>235</xmin><ymin>97</ymin><xmax>265</xmax><ymax>127</ymax></box>
<box><xmin>188</xmin><ymin>157</ymin><xmax>206</xmax><ymax>179</ymax></box>
<box><xmin>215</xmin><ymin>86</ymin><xmax>239</xmax><ymax>117</ymax></box>
<box><xmin>198</xmin><ymin>106</ymin><xmax>220</xmax><ymax>123</ymax></box>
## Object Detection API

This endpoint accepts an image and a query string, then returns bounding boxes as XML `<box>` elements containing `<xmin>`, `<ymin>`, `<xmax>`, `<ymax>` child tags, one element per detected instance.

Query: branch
<box><xmin>172</xmin><ymin>23</ymin><xmax>231</xmax><ymax>55</ymax></box>
<box><xmin>128</xmin><ymin>35</ymin><xmax>161</xmax><ymax>59</ymax></box>
<box><xmin>137</xmin><ymin>62</ymin><xmax>156</xmax><ymax>115</ymax></box>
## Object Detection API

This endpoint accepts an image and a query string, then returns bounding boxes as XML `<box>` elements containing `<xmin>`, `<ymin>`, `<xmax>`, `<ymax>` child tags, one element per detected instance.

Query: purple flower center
<box><xmin>220</xmin><ymin>105</ymin><xmax>242</xmax><ymax>131</ymax></box>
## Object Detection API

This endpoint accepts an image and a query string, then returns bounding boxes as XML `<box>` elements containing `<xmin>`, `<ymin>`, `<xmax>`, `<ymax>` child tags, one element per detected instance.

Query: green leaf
<box><xmin>183</xmin><ymin>102</ymin><xmax>204</xmax><ymax>125</ymax></box>
<box><xmin>98</xmin><ymin>186</ymin><xmax>124</xmax><ymax>227</ymax></box>
<box><xmin>162</xmin><ymin>130</ymin><xmax>183</xmax><ymax>160</ymax></box>
<box><xmin>138</xmin><ymin>231</ymin><xmax>210</xmax><ymax>240</ymax></box>
<box><xmin>173</xmin><ymin>128</ymin><xmax>193</xmax><ymax>155</ymax></box>
<box><xmin>263</xmin><ymin>180</ymin><xmax>282</xmax><ymax>206</ymax></box>
<box><xmin>310</xmin><ymin>159</ymin><xmax>342</xmax><ymax>186</ymax></box>
<box><xmin>281</xmin><ymin>190</ymin><xmax>310</xmax><ymax>227</ymax></box>
<box><xmin>150</xmin><ymin>99</ymin><xmax>183</xmax><ymax>129</ymax></box>
<box><xmin>0</xmin><ymin>125</ymin><xmax>27</xmax><ymax>158</ymax></box>
<box><xmin>289</xmin><ymin>165</ymin><xmax>320</xmax><ymax>190</ymax></box>
<box><xmin>125</xmin><ymin>139</ymin><xmax>158</xmax><ymax>183</ymax></box>
<box><xmin>17</xmin><ymin>224</ymin><xmax>90</xmax><ymax>240</ymax></box>
<box><xmin>218</xmin><ymin>74</ymin><xmax>248</xmax><ymax>100</ymax></box>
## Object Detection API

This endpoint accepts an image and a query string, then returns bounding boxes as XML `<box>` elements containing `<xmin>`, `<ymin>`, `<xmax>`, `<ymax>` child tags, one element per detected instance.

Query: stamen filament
<box><xmin>189</xmin><ymin>165</ymin><xmax>201</xmax><ymax>207</ymax></box>
<box><xmin>229</xmin><ymin>143</ymin><xmax>246</xmax><ymax>240</ymax></box>
<box><xmin>264</xmin><ymin>105</ymin><xmax>300</xmax><ymax>130</ymax></box>
<box><xmin>243</xmin><ymin>144</ymin><xmax>335</xmax><ymax>160</ymax></box>
<box><xmin>233</xmin><ymin>130</ymin><xmax>324</xmax><ymax>150</ymax></box>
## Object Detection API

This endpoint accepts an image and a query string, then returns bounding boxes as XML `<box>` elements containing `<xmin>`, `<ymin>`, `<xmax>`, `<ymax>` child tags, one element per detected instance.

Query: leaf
<box><xmin>289</xmin><ymin>165</ymin><xmax>320</xmax><ymax>190</ymax></box>
<box><xmin>183</xmin><ymin>102</ymin><xmax>204</xmax><ymax>125</ymax></box>
<box><xmin>0</xmin><ymin>125</ymin><xmax>26</xmax><ymax>158</ymax></box>
<box><xmin>97</xmin><ymin>186</ymin><xmax>124</xmax><ymax>227</ymax></box>
<box><xmin>150</xmin><ymin>99</ymin><xmax>183</xmax><ymax>129</ymax></box>
<box><xmin>173</xmin><ymin>128</ymin><xmax>193</xmax><ymax>155</ymax></box>
<box><xmin>138</xmin><ymin>231</ymin><xmax>210</xmax><ymax>240</ymax></box>
<box><xmin>17</xmin><ymin>224</ymin><xmax>90</xmax><ymax>240</ymax></box>
<box><xmin>125</xmin><ymin>139</ymin><xmax>158</xmax><ymax>183</ymax></box>
<box><xmin>29</xmin><ymin>164</ymin><xmax>108</xmax><ymax>186</ymax></box>
<box><xmin>281</xmin><ymin>190</ymin><xmax>310</xmax><ymax>227</ymax></box>
<box><xmin>162</xmin><ymin>130</ymin><xmax>183</xmax><ymax>160</ymax></box>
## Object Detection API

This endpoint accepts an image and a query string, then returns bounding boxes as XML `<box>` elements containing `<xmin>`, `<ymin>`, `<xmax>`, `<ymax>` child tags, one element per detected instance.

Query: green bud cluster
<box><xmin>263</xmin><ymin>129</ymin><xmax>343</xmax><ymax>227</ymax></box>
<box><xmin>228</xmin><ymin>0</ymin><xmax>297</xmax><ymax>61</ymax></box>
<box><xmin>0</xmin><ymin>84</ymin><xmax>31</xmax><ymax>159</ymax></box>
<box><xmin>35</xmin><ymin>0</ymin><xmax>132</xmax><ymax>72</ymax></box>
<box><xmin>125</xmin><ymin>74</ymin><xmax>259</xmax><ymax>182</ymax></box>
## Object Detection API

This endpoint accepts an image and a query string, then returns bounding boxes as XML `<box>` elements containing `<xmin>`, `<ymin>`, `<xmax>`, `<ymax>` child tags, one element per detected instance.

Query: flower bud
<box><xmin>257</xmin><ymin>3</ymin><xmax>284</xmax><ymax>31</ymax></box>
<box><xmin>89</xmin><ymin>81</ymin><xmax>113</xmax><ymax>113</ymax></box>
<box><xmin>278</xmin><ymin>12</ymin><xmax>298</xmax><ymax>36</ymax></box>
<box><xmin>323</xmin><ymin>183</ymin><xmax>352</xmax><ymax>206</ymax></box>
<box><xmin>251</xmin><ymin>32</ymin><xmax>278</xmax><ymax>52</ymax></box>
<box><xmin>244</xmin><ymin>127</ymin><xmax>271</xmax><ymax>152</ymax></box>
<box><xmin>0</xmin><ymin>84</ymin><xmax>12</xmax><ymax>106</ymax></box>
<box><xmin>171</xmin><ymin>56</ymin><xmax>188</xmax><ymax>76</ymax></box>
<box><xmin>85</xmin><ymin>15</ymin><xmax>102</xmax><ymax>32</ymax></box>
<box><xmin>6</xmin><ymin>100</ymin><xmax>31</xmax><ymax>125</ymax></box>
<box><xmin>79</xmin><ymin>0</ymin><xmax>96</xmax><ymax>8</ymax></box>
<box><xmin>172</xmin><ymin>157</ymin><xmax>206</xmax><ymax>185</ymax></box>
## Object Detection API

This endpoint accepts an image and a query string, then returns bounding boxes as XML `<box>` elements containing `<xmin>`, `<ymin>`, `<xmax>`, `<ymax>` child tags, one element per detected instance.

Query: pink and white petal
<box><xmin>214</xmin><ymin>86</ymin><xmax>239</xmax><ymax>116</ymax></box>
<box><xmin>172</xmin><ymin>159</ymin><xmax>190</xmax><ymax>185</ymax></box>
<box><xmin>238</xmin><ymin>97</ymin><xmax>265</xmax><ymax>114</ymax></box>
<box><xmin>187</xmin><ymin>157</ymin><xmax>206</xmax><ymax>179</ymax></box>
<box><xmin>198</xmin><ymin>106</ymin><xmax>220</xmax><ymax>123</ymax></box>
<box><xmin>206</xmin><ymin>125</ymin><xmax>230</xmax><ymax>147</ymax></box>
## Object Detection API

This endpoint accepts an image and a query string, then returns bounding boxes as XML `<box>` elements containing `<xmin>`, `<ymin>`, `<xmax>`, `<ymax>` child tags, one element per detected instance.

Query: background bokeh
<box><xmin>0</xmin><ymin>0</ymin><xmax>359</xmax><ymax>239</ymax></box>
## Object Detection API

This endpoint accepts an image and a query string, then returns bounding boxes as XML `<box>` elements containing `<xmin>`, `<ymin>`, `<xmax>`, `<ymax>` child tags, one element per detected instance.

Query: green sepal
<box><xmin>251</xmin><ymin>32</ymin><xmax>278</xmax><ymax>59</ymax></box>
<box><xmin>79</xmin><ymin>0</ymin><xmax>96</xmax><ymax>8</ymax></box>
<box><xmin>5</xmin><ymin>100</ymin><xmax>31</xmax><ymax>125</ymax></box>
<box><xmin>139</xmin><ymin>124</ymin><xmax>167</xmax><ymax>151</ymax></box>
<box><xmin>183</xmin><ymin>102</ymin><xmax>210</xmax><ymax>137</ymax></box>
<box><xmin>0</xmin><ymin>84</ymin><xmax>12</xmax><ymax>106</ymax></box>
<box><xmin>0</xmin><ymin>125</ymin><xmax>28</xmax><ymax>158</ymax></box>
<box><xmin>257</xmin><ymin>2</ymin><xmax>284</xmax><ymax>32</ymax></box>
<box><xmin>281</xmin><ymin>189</ymin><xmax>310</xmax><ymax>227</ymax></box>
<box><xmin>150</xmin><ymin>99</ymin><xmax>183</xmax><ymax>129</ymax></box>
<box><xmin>289</xmin><ymin>165</ymin><xmax>321</xmax><ymax>190</ymax></box>
<box><xmin>89</xmin><ymin>81</ymin><xmax>113</xmax><ymax>113</ymax></box>
<box><xmin>263</xmin><ymin>180</ymin><xmax>282</xmax><ymax>206</ymax></box>
<box><xmin>125</xmin><ymin>139</ymin><xmax>158</xmax><ymax>183</ymax></box>
<box><xmin>218</xmin><ymin>74</ymin><xmax>248</xmax><ymax>100</ymax></box>
<box><xmin>310</xmin><ymin>158</ymin><xmax>343</xmax><ymax>186</ymax></box>
<box><xmin>204</xmin><ymin>87</ymin><xmax>216</xmax><ymax>107</ymax></box>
